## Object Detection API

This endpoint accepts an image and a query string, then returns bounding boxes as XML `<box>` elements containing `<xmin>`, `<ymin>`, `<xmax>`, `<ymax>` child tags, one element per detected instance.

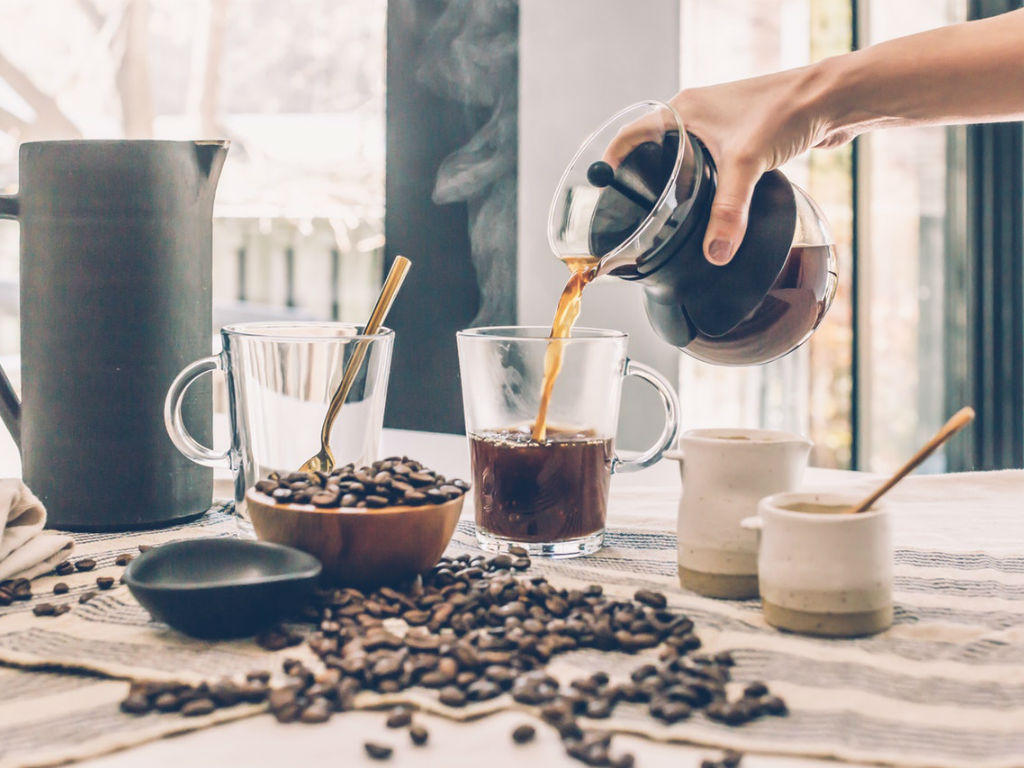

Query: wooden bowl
<box><xmin>245</xmin><ymin>489</ymin><xmax>464</xmax><ymax>588</ymax></box>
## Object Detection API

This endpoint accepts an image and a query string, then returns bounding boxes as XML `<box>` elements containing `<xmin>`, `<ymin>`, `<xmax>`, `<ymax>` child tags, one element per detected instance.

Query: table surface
<box><xmin>39</xmin><ymin>428</ymin><xmax>877</xmax><ymax>768</ymax></box>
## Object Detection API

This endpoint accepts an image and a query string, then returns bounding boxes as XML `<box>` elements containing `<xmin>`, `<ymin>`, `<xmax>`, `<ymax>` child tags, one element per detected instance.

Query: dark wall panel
<box><xmin>384</xmin><ymin>0</ymin><xmax>518</xmax><ymax>434</ymax></box>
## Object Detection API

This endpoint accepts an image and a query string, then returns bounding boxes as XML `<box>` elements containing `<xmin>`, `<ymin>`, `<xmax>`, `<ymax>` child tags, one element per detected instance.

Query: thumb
<box><xmin>703</xmin><ymin>158</ymin><xmax>760</xmax><ymax>266</ymax></box>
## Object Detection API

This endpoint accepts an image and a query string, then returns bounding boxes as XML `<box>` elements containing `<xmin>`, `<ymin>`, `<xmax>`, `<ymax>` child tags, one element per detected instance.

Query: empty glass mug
<box><xmin>165</xmin><ymin>322</ymin><xmax>394</xmax><ymax>521</ymax></box>
<box><xmin>457</xmin><ymin>326</ymin><xmax>679</xmax><ymax>557</ymax></box>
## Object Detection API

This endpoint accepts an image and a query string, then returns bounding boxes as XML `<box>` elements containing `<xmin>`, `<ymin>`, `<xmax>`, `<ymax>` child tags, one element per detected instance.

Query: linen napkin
<box><xmin>0</xmin><ymin>479</ymin><xmax>73</xmax><ymax>580</ymax></box>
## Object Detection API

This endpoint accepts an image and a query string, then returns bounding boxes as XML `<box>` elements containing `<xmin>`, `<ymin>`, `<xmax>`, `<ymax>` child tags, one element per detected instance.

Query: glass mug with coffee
<box><xmin>457</xmin><ymin>326</ymin><xmax>679</xmax><ymax>557</ymax></box>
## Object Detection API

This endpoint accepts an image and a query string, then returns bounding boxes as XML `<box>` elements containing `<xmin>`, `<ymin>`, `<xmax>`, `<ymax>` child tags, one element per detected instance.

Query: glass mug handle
<box><xmin>611</xmin><ymin>359</ymin><xmax>680</xmax><ymax>474</ymax></box>
<box><xmin>164</xmin><ymin>354</ymin><xmax>232</xmax><ymax>468</ymax></box>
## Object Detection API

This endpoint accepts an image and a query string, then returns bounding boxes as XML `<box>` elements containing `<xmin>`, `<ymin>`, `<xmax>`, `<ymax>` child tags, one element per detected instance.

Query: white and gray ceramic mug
<box><xmin>743</xmin><ymin>491</ymin><xmax>893</xmax><ymax>637</ymax></box>
<box><xmin>668</xmin><ymin>428</ymin><xmax>812</xmax><ymax>599</ymax></box>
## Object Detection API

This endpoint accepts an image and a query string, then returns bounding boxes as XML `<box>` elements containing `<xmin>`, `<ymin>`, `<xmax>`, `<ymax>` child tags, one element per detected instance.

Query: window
<box><xmin>0</xmin><ymin>0</ymin><xmax>386</xmax><ymax>346</ymax></box>
<box><xmin>677</xmin><ymin>0</ymin><xmax>968</xmax><ymax>472</ymax></box>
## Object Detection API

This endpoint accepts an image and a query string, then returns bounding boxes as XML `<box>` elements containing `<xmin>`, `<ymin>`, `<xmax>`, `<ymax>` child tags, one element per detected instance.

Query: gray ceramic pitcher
<box><xmin>0</xmin><ymin>140</ymin><xmax>228</xmax><ymax>530</ymax></box>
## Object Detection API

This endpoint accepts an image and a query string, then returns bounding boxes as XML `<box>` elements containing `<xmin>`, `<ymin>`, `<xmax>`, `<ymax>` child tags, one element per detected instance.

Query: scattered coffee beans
<box><xmin>55</xmin><ymin>561</ymin><xmax>75</xmax><ymax>576</ymax></box>
<box><xmin>115</xmin><ymin>553</ymin><xmax>134</xmax><ymax>566</ymax></box>
<box><xmin>115</xmin><ymin>511</ymin><xmax>786</xmax><ymax>767</ymax></box>
<box><xmin>96</xmin><ymin>576</ymin><xmax>115</xmax><ymax>590</ymax></box>
<box><xmin>512</xmin><ymin>724</ymin><xmax>536</xmax><ymax>743</ymax></box>
<box><xmin>409</xmin><ymin>725</ymin><xmax>428</xmax><ymax>745</ymax></box>
<box><xmin>74</xmin><ymin>558</ymin><xmax>97</xmax><ymax>572</ymax></box>
<box><xmin>53</xmin><ymin>582</ymin><xmax>69</xmax><ymax>595</ymax></box>
<box><xmin>253</xmin><ymin>458</ymin><xmax>469</xmax><ymax>510</ymax></box>
<box><xmin>78</xmin><ymin>591</ymin><xmax>97</xmax><ymax>604</ymax></box>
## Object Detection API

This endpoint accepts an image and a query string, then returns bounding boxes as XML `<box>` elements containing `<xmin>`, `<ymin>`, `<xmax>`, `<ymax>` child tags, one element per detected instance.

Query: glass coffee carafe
<box><xmin>548</xmin><ymin>101</ymin><xmax>837</xmax><ymax>366</ymax></box>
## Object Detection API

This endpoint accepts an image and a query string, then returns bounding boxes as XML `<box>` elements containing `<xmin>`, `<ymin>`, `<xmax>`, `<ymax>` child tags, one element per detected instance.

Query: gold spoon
<box><xmin>298</xmin><ymin>256</ymin><xmax>411</xmax><ymax>475</ymax></box>
<box><xmin>845</xmin><ymin>406</ymin><xmax>975</xmax><ymax>514</ymax></box>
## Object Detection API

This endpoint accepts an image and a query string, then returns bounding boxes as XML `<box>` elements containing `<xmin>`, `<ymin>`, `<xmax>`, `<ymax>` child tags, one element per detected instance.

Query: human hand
<box><xmin>605</xmin><ymin>65</ymin><xmax>852</xmax><ymax>265</ymax></box>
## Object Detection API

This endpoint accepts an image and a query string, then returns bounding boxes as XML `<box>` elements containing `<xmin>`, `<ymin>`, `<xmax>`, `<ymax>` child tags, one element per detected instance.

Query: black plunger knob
<box><xmin>586</xmin><ymin>161</ymin><xmax>655</xmax><ymax>210</ymax></box>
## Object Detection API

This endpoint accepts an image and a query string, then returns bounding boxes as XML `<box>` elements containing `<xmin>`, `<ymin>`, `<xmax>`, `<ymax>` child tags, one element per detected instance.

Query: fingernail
<box><xmin>707</xmin><ymin>239</ymin><xmax>733</xmax><ymax>265</ymax></box>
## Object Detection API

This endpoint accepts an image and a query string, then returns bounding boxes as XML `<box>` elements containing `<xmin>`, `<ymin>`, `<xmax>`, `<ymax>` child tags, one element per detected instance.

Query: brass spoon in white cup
<box><xmin>298</xmin><ymin>256</ymin><xmax>411</xmax><ymax>475</ymax></box>
<box><xmin>846</xmin><ymin>406</ymin><xmax>975</xmax><ymax>514</ymax></box>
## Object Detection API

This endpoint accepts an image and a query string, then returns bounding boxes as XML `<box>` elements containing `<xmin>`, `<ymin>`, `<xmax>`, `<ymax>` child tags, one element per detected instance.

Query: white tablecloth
<box><xmin>50</xmin><ymin>429</ymin><xmax>1016</xmax><ymax>768</ymax></box>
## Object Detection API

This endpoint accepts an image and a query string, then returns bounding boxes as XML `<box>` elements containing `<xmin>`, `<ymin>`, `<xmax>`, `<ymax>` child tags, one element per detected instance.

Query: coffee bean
<box><xmin>654</xmin><ymin>700</ymin><xmax>691</xmax><ymax>723</ymax></box>
<box><xmin>300</xmin><ymin>698</ymin><xmax>332</xmax><ymax>723</ymax></box>
<box><xmin>97</xmin><ymin>576</ymin><xmax>115</xmax><ymax>590</ymax></box>
<box><xmin>585</xmin><ymin>698</ymin><xmax>613</xmax><ymax>719</ymax></box>
<box><xmin>761</xmin><ymin>695</ymin><xmax>788</xmax><ymax>716</ymax></box>
<box><xmin>364</xmin><ymin>742</ymin><xmax>393</xmax><ymax>760</ymax></box>
<box><xmin>115</xmin><ymin>553</ymin><xmax>134</xmax><ymax>567</ymax></box>
<box><xmin>120</xmin><ymin>692</ymin><xmax>152</xmax><ymax>714</ymax></box>
<box><xmin>743</xmin><ymin>681</ymin><xmax>768</xmax><ymax>699</ymax></box>
<box><xmin>512</xmin><ymin>723</ymin><xmax>536</xmax><ymax>743</ymax></box>
<box><xmin>713</xmin><ymin>650</ymin><xmax>735</xmax><ymax>667</ymax></box>
<box><xmin>365</xmin><ymin>495</ymin><xmax>390</xmax><ymax>508</ymax></box>
<box><xmin>386</xmin><ymin>707</ymin><xmax>412</xmax><ymax>728</ymax></box>
<box><xmin>55</xmin><ymin>560</ymin><xmax>75</xmax><ymax>576</ymax></box>
<box><xmin>311</xmin><ymin>491</ymin><xmax>339</xmax><ymax>507</ymax></box>
<box><xmin>409</xmin><ymin>724</ymin><xmax>429</xmax><ymax>745</ymax></box>
<box><xmin>610</xmin><ymin>754</ymin><xmax>635</xmax><ymax>768</ymax></box>
<box><xmin>154</xmin><ymin>692</ymin><xmax>181</xmax><ymax>712</ymax></box>
<box><xmin>181</xmin><ymin>698</ymin><xmax>216</xmax><ymax>717</ymax></box>
<box><xmin>508</xmin><ymin>545</ymin><xmax>529</xmax><ymax>557</ymax></box>
<box><xmin>53</xmin><ymin>582</ymin><xmax>69</xmax><ymax>595</ymax></box>
<box><xmin>78</xmin><ymin>591</ymin><xmax>97</xmax><ymax>604</ymax></box>
<box><xmin>722</xmin><ymin>749</ymin><xmax>744</xmax><ymax>767</ymax></box>
<box><xmin>439</xmin><ymin>686</ymin><xmax>467</xmax><ymax>707</ymax></box>
<box><xmin>32</xmin><ymin>603</ymin><xmax>56</xmax><ymax>617</ymax></box>
<box><xmin>634</xmin><ymin>589</ymin><xmax>667</xmax><ymax>609</ymax></box>
<box><xmin>466</xmin><ymin>679</ymin><xmax>502</xmax><ymax>701</ymax></box>
<box><xmin>74</xmin><ymin>558</ymin><xmax>96</xmax><ymax>572</ymax></box>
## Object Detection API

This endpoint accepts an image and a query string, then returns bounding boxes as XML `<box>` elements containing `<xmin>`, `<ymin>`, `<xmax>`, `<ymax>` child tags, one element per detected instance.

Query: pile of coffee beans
<box><xmin>253</xmin><ymin>457</ymin><xmax>469</xmax><ymax>509</ymax></box>
<box><xmin>120</xmin><ymin>547</ymin><xmax>786</xmax><ymax>766</ymax></box>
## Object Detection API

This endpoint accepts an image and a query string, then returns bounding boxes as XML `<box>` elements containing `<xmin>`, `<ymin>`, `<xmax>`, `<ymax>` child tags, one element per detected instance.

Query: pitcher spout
<box><xmin>194</xmin><ymin>140</ymin><xmax>230</xmax><ymax>192</ymax></box>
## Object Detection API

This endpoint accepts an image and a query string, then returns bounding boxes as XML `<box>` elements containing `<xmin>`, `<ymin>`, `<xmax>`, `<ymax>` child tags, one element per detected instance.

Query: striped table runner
<box><xmin>1</xmin><ymin>470</ymin><xmax>1022</xmax><ymax>768</ymax></box>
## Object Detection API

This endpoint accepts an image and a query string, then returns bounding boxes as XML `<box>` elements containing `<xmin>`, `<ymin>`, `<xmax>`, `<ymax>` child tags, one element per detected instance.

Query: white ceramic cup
<box><xmin>743</xmin><ymin>491</ymin><xmax>893</xmax><ymax>637</ymax></box>
<box><xmin>667</xmin><ymin>428</ymin><xmax>812</xmax><ymax>599</ymax></box>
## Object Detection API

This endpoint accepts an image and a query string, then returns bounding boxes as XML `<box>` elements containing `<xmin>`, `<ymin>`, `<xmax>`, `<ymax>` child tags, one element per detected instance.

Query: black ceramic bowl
<box><xmin>124</xmin><ymin>538</ymin><xmax>322</xmax><ymax>639</ymax></box>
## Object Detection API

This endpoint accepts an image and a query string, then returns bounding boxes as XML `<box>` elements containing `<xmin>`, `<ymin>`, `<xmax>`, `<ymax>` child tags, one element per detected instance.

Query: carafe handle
<box><xmin>611</xmin><ymin>359</ymin><xmax>680</xmax><ymax>474</ymax></box>
<box><xmin>0</xmin><ymin>193</ymin><xmax>21</xmax><ymax>447</ymax></box>
<box><xmin>164</xmin><ymin>354</ymin><xmax>231</xmax><ymax>468</ymax></box>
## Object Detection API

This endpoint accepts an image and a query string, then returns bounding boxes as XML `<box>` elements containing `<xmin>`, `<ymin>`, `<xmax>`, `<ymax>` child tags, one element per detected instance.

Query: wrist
<box><xmin>800</xmin><ymin>51</ymin><xmax>872</xmax><ymax>135</ymax></box>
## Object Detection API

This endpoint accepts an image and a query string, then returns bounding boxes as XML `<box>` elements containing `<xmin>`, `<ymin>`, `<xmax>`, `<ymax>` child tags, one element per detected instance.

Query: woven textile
<box><xmin>1</xmin><ymin>470</ymin><xmax>1023</xmax><ymax>768</ymax></box>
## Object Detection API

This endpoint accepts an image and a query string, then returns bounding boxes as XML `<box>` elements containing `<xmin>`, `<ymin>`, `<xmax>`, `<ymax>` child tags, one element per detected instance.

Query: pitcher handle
<box><xmin>0</xmin><ymin>194</ymin><xmax>21</xmax><ymax>447</ymax></box>
<box><xmin>612</xmin><ymin>359</ymin><xmax>680</xmax><ymax>474</ymax></box>
<box><xmin>0</xmin><ymin>194</ymin><xmax>17</xmax><ymax>219</ymax></box>
<box><xmin>164</xmin><ymin>354</ymin><xmax>230</xmax><ymax>468</ymax></box>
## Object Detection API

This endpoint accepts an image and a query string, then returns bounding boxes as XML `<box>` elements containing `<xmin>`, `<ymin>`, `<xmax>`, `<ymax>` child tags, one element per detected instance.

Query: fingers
<box><xmin>601</xmin><ymin>109</ymin><xmax>676</xmax><ymax>168</ymax></box>
<box><xmin>703</xmin><ymin>156</ymin><xmax>761</xmax><ymax>266</ymax></box>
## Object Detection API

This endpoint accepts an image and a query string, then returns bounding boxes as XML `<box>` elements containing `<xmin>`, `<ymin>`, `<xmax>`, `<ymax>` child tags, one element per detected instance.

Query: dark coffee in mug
<box><xmin>470</xmin><ymin>426</ymin><xmax>612</xmax><ymax>543</ymax></box>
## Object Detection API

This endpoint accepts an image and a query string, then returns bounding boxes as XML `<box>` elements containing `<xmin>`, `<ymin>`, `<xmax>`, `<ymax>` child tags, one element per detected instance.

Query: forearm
<box><xmin>814</xmin><ymin>9</ymin><xmax>1024</xmax><ymax>133</ymax></box>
